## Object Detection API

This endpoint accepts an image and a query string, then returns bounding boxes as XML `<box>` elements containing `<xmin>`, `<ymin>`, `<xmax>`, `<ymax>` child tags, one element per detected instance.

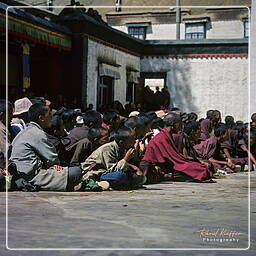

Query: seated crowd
<box><xmin>0</xmin><ymin>97</ymin><xmax>255</xmax><ymax>192</ymax></box>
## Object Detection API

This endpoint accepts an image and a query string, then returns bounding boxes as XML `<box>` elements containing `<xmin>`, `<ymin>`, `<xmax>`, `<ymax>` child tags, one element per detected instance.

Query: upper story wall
<box><xmin>113</xmin><ymin>19</ymin><xmax>246</xmax><ymax>40</ymax></box>
<box><xmin>108</xmin><ymin>7</ymin><xmax>249</xmax><ymax>40</ymax></box>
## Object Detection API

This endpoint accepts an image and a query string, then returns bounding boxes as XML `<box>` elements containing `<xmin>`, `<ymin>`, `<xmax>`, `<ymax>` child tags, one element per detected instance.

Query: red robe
<box><xmin>142</xmin><ymin>128</ymin><xmax>214</xmax><ymax>183</ymax></box>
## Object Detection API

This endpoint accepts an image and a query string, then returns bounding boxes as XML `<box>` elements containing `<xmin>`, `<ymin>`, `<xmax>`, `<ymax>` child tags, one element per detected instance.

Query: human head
<box><xmin>184</xmin><ymin>121</ymin><xmax>200</xmax><ymax>141</ymax></box>
<box><xmin>188</xmin><ymin>112</ymin><xmax>198</xmax><ymax>122</ymax></box>
<box><xmin>61</xmin><ymin>109</ymin><xmax>77</xmax><ymax>131</ymax></box>
<box><xmin>47</xmin><ymin>114</ymin><xmax>65</xmax><ymax>137</ymax></box>
<box><xmin>124</xmin><ymin>116</ymin><xmax>144</xmax><ymax>139</ymax></box>
<box><xmin>103</xmin><ymin>110</ymin><xmax>121</xmax><ymax>131</ymax></box>
<box><xmin>0</xmin><ymin>99</ymin><xmax>13</xmax><ymax>125</ymax></box>
<box><xmin>214</xmin><ymin>125</ymin><xmax>228</xmax><ymax>141</ymax></box>
<box><xmin>235</xmin><ymin>124</ymin><xmax>246</xmax><ymax>139</ymax></box>
<box><xmin>206</xmin><ymin>110</ymin><xmax>214</xmax><ymax>119</ymax></box>
<box><xmin>163</xmin><ymin>112</ymin><xmax>182</xmax><ymax>133</ymax></box>
<box><xmin>88</xmin><ymin>126</ymin><xmax>109</xmax><ymax>147</ymax></box>
<box><xmin>213</xmin><ymin>110</ymin><xmax>222</xmax><ymax>123</ymax></box>
<box><xmin>13</xmin><ymin>97</ymin><xmax>32</xmax><ymax>116</ymax></box>
<box><xmin>113</xmin><ymin>126</ymin><xmax>136</xmax><ymax>150</ymax></box>
<box><xmin>83</xmin><ymin>110</ymin><xmax>103</xmax><ymax>128</ymax></box>
<box><xmin>28</xmin><ymin>103</ymin><xmax>52</xmax><ymax>129</ymax></box>
<box><xmin>251</xmin><ymin>113</ymin><xmax>256</xmax><ymax>123</ymax></box>
<box><xmin>225</xmin><ymin>115</ymin><xmax>235</xmax><ymax>129</ymax></box>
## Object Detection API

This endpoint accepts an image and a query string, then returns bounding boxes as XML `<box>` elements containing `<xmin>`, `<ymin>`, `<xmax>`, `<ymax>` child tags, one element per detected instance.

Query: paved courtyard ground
<box><xmin>0</xmin><ymin>172</ymin><xmax>255</xmax><ymax>256</ymax></box>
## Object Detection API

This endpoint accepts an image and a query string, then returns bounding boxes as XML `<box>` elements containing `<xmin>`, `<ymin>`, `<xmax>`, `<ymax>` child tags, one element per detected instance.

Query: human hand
<box><xmin>227</xmin><ymin>159</ymin><xmax>235</xmax><ymax>169</ymax></box>
<box><xmin>124</xmin><ymin>148</ymin><xmax>135</xmax><ymax>162</ymax></box>
<box><xmin>142</xmin><ymin>131</ymin><xmax>154</xmax><ymax>141</ymax></box>
<box><xmin>200</xmin><ymin>161</ymin><xmax>210</xmax><ymax>167</ymax></box>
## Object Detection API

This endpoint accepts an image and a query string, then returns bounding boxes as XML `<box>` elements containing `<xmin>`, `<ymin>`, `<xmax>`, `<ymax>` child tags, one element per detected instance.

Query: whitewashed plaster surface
<box><xmin>141</xmin><ymin>56</ymin><xmax>248</xmax><ymax>121</ymax></box>
<box><xmin>112</xmin><ymin>20</ymin><xmax>245</xmax><ymax>40</ymax></box>
<box><xmin>86</xmin><ymin>39</ymin><xmax>140</xmax><ymax>107</ymax></box>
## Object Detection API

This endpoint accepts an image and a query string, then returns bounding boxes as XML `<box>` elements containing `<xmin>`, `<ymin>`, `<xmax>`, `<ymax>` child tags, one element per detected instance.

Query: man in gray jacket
<box><xmin>10</xmin><ymin>103</ymin><xmax>82</xmax><ymax>191</ymax></box>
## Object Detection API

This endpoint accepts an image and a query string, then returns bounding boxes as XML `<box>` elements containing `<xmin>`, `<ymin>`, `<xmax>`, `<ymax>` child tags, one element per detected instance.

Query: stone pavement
<box><xmin>0</xmin><ymin>172</ymin><xmax>255</xmax><ymax>256</ymax></box>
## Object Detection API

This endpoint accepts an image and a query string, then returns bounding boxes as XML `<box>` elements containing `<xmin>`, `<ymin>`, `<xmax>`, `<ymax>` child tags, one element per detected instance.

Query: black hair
<box><xmin>138</xmin><ymin>115</ymin><xmax>151</xmax><ymax>126</ymax></box>
<box><xmin>113</xmin><ymin>126</ymin><xmax>134</xmax><ymax>142</ymax></box>
<box><xmin>225</xmin><ymin>115</ymin><xmax>235</xmax><ymax>129</ymax></box>
<box><xmin>163</xmin><ymin>112</ymin><xmax>182</xmax><ymax>127</ymax></box>
<box><xmin>235</xmin><ymin>124</ymin><xmax>246</xmax><ymax>134</ymax></box>
<box><xmin>214</xmin><ymin>125</ymin><xmax>228</xmax><ymax>137</ymax></box>
<box><xmin>103</xmin><ymin>111</ymin><xmax>119</xmax><ymax>125</ymax></box>
<box><xmin>54</xmin><ymin>106</ymin><xmax>67</xmax><ymax>117</ymax></box>
<box><xmin>87</xmin><ymin>127</ymin><xmax>108</xmax><ymax>141</ymax></box>
<box><xmin>0</xmin><ymin>99</ymin><xmax>12</xmax><ymax>113</ymax></box>
<box><xmin>184</xmin><ymin>121</ymin><xmax>200</xmax><ymax>135</ymax></box>
<box><xmin>206</xmin><ymin>110</ymin><xmax>214</xmax><ymax>119</ymax></box>
<box><xmin>83</xmin><ymin>110</ymin><xmax>102</xmax><ymax>127</ymax></box>
<box><xmin>180</xmin><ymin>112</ymin><xmax>189</xmax><ymax>122</ymax></box>
<box><xmin>124</xmin><ymin>116</ymin><xmax>143</xmax><ymax>130</ymax></box>
<box><xmin>61</xmin><ymin>109</ymin><xmax>77</xmax><ymax>123</ymax></box>
<box><xmin>251</xmin><ymin>113</ymin><xmax>256</xmax><ymax>122</ymax></box>
<box><xmin>145</xmin><ymin>111</ymin><xmax>161</xmax><ymax>123</ymax></box>
<box><xmin>28</xmin><ymin>103</ymin><xmax>47</xmax><ymax>123</ymax></box>
<box><xmin>188</xmin><ymin>112</ymin><xmax>198</xmax><ymax>121</ymax></box>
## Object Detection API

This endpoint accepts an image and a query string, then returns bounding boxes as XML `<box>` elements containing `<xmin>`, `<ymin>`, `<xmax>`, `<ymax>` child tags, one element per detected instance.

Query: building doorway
<box><xmin>98</xmin><ymin>76</ymin><xmax>114</xmax><ymax>109</ymax></box>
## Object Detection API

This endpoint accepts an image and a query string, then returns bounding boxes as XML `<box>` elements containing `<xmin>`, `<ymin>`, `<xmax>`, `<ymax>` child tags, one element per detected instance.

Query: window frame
<box><xmin>185</xmin><ymin>22</ymin><xmax>206</xmax><ymax>40</ymax></box>
<box><xmin>128</xmin><ymin>26</ymin><xmax>147</xmax><ymax>40</ymax></box>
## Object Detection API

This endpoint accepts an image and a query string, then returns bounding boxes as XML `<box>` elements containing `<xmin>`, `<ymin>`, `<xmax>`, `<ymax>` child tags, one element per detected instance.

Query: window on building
<box><xmin>126</xmin><ymin>82</ymin><xmax>135</xmax><ymax>102</ymax></box>
<box><xmin>128</xmin><ymin>26</ymin><xmax>147</xmax><ymax>40</ymax></box>
<box><xmin>185</xmin><ymin>23</ymin><xmax>206</xmax><ymax>39</ymax></box>
<box><xmin>98</xmin><ymin>76</ymin><xmax>114</xmax><ymax>108</ymax></box>
<box><xmin>126</xmin><ymin>70</ymin><xmax>139</xmax><ymax>103</ymax></box>
<box><xmin>244</xmin><ymin>19</ymin><xmax>249</xmax><ymax>38</ymax></box>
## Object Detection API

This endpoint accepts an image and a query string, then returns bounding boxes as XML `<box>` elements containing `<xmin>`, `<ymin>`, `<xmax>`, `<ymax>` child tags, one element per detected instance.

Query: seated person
<box><xmin>10</xmin><ymin>103</ymin><xmax>83</xmax><ymax>191</ymax></box>
<box><xmin>194</xmin><ymin>125</ymin><xmax>240</xmax><ymax>171</ymax></box>
<box><xmin>102</xmin><ymin>110</ymin><xmax>121</xmax><ymax>134</ymax></box>
<box><xmin>198</xmin><ymin>110</ymin><xmax>220</xmax><ymax>142</ymax></box>
<box><xmin>80</xmin><ymin>127</ymin><xmax>146</xmax><ymax>189</ymax></box>
<box><xmin>140</xmin><ymin>113</ymin><xmax>214</xmax><ymax>184</ymax></box>
<box><xmin>70</xmin><ymin>127</ymin><xmax>109</xmax><ymax>165</ymax></box>
<box><xmin>61</xmin><ymin>110</ymin><xmax>103</xmax><ymax>163</ymax></box>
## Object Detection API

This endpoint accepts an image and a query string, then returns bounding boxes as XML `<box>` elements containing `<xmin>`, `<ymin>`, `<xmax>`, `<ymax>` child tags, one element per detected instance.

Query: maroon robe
<box><xmin>194</xmin><ymin>136</ymin><xmax>218</xmax><ymax>160</ymax></box>
<box><xmin>198</xmin><ymin>119</ymin><xmax>211</xmax><ymax>142</ymax></box>
<box><xmin>172</xmin><ymin>131</ymin><xmax>184</xmax><ymax>154</ymax></box>
<box><xmin>194</xmin><ymin>136</ymin><xmax>248</xmax><ymax>169</ymax></box>
<box><xmin>142</xmin><ymin>128</ymin><xmax>214</xmax><ymax>183</ymax></box>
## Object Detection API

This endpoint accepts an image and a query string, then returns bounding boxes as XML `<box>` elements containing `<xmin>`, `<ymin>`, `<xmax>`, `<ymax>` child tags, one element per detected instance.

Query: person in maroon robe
<box><xmin>198</xmin><ymin>111</ymin><xmax>220</xmax><ymax>142</ymax></box>
<box><xmin>194</xmin><ymin>125</ymin><xmax>242</xmax><ymax>171</ymax></box>
<box><xmin>139</xmin><ymin>113</ymin><xmax>214</xmax><ymax>184</ymax></box>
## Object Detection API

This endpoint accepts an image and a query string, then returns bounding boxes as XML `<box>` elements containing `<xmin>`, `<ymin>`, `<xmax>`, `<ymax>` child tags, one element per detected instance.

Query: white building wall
<box><xmin>86</xmin><ymin>39</ymin><xmax>140</xmax><ymax>107</ymax></box>
<box><xmin>112</xmin><ymin>25</ymin><xmax>127</xmax><ymax>33</ymax></box>
<box><xmin>207</xmin><ymin>21</ymin><xmax>244</xmax><ymax>39</ymax></box>
<box><xmin>141</xmin><ymin>56</ymin><xmax>248</xmax><ymax>121</ymax></box>
<box><xmin>112</xmin><ymin>21</ymin><xmax>244</xmax><ymax>40</ymax></box>
<box><xmin>147</xmin><ymin>24</ymin><xmax>177</xmax><ymax>40</ymax></box>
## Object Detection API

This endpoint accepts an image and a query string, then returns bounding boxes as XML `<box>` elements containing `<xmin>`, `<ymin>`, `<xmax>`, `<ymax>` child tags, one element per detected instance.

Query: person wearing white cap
<box><xmin>11</xmin><ymin>97</ymin><xmax>32</xmax><ymax>135</ymax></box>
